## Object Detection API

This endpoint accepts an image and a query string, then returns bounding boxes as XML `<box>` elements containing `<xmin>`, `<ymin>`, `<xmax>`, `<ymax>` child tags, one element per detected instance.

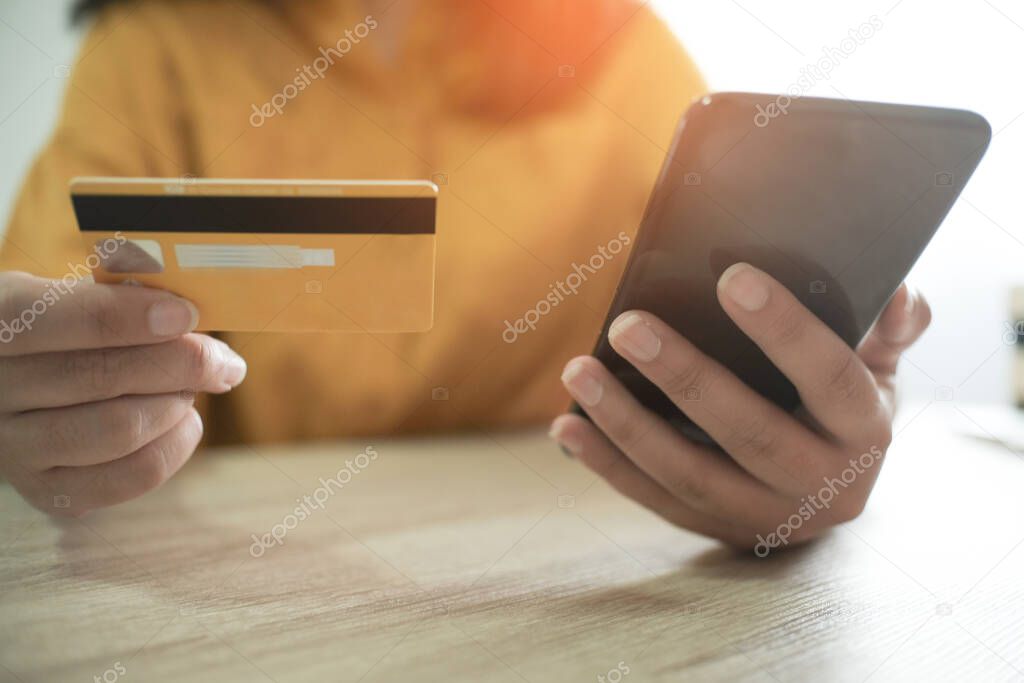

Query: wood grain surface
<box><xmin>1</xmin><ymin>402</ymin><xmax>1022</xmax><ymax>682</ymax></box>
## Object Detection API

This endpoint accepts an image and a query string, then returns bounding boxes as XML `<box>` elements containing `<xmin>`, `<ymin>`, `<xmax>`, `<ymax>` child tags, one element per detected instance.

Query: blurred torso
<box><xmin>2</xmin><ymin>0</ymin><xmax>706</xmax><ymax>443</ymax></box>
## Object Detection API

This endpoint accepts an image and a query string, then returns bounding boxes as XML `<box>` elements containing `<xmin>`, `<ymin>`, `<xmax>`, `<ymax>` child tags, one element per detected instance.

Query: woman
<box><xmin>0</xmin><ymin>0</ymin><xmax>930</xmax><ymax>550</ymax></box>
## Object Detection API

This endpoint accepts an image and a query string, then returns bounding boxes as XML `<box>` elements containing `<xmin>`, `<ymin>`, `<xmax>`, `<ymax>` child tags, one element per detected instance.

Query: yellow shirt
<box><xmin>0</xmin><ymin>0</ymin><xmax>706</xmax><ymax>445</ymax></box>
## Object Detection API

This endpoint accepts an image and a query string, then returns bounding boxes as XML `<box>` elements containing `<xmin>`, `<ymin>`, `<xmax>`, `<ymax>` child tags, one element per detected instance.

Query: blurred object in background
<box><xmin>955</xmin><ymin>402</ymin><xmax>1024</xmax><ymax>451</ymax></box>
<box><xmin>1014</xmin><ymin>286</ymin><xmax>1024</xmax><ymax>408</ymax></box>
<box><xmin>949</xmin><ymin>287</ymin><xmax>1024</xmax><ymax>452</ymax></box>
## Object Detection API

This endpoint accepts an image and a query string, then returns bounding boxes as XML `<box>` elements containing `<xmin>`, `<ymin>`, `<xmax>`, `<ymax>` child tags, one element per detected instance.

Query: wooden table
<box><xmin>1</xmin><ymin>402</ymin><xmax>1022</xmax><ymax>682</ymax></box>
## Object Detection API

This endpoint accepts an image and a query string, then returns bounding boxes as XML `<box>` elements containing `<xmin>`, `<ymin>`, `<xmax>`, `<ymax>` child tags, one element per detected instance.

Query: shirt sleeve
<box><xmin>0</xmin><ymin>3</ymin><xmax>190</xmax><ymax>277</ymax></box>
<box><xmin>0</xmin><ymin>4</ymin><xmax>217</xmax><ymax>425</ymax></box>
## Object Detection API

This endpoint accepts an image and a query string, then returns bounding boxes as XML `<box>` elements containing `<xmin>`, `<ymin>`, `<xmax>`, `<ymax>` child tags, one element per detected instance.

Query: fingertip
<box><xmin>717</xmin><ymin>262</ymin><xmax>753</xmax><ymax>290</ymax></box>
<box><xmin>911</xmin><ymin>287</ymin><xmax>932</xmax><ymax>328</ymax></box>
<box><xmin>189</xmin><ymin>406</ymin><xmax>204</xmax><ymax>437</ymax></box>
<box><xmin>561</xmin><ymin>357</ymin><xmax>605</xmax><ymax>407</ymax></box>
<box><xmin>611</xmin><ymin>309</ymin><xmax>648</xmax><ymax>328</ymax></box>
<box><xmin>548</xmin><ymin>412</ymin><xmax>575</xmax><ymax>432</ymax></box>
<box><xmin>560</xmin><ymin>355</ymin><xmax>602</xmax><ymax>383</ymax></box>
<box><xmin>563</xmin><ymin>354</ymin><xmax>595</xmax><ymax>369</ymax></box>
<box><xmin>550</xmin><ymin>412</ymin><xmax>589</xmax><ymax>434</ymax></box>
<box><xmin>609</xmin><ymin>311</ymin><xmax>663</xmax><ymax>362</ymax></box>
<box><xmin>880</xmin><ymin>284</ymin><xmax>929</xmax><ymax>343</ymax></box>
<box><xmin>203</xmin><ymin>337</ymin><xmax>247</xmax><ymax>392</ymax></box>
<box><xmin>171</xmin><ymin>407</ymin><xmax>204</xmax><ymax>470</ymax></box>
<box><xmin>717</xmin><ymin>262</ymin><xmax>771</xmax><ymax>312</ymax></box>
<box><xmin>222</xmin><ymin>352</ymin><xmax>247</xmax><ymax>390</ymax></box>
<box><xmin>899</xmin><ymin>283</ymin><xmax>914</xmax><ymax>316</ymax></box>
<box><xmin>147</xmin><ymin>297</ymin><xmax>200</xmax><ymax>337</ymax></box>
<box><xmin>549</xmin><ymin>413</ymin><xmax>589</xmax><ymax>457</ymax></box>
<box><xmin>183</xmin><ymin>299</ymin><xmax>200</xmax><ymax>330</ymax></box>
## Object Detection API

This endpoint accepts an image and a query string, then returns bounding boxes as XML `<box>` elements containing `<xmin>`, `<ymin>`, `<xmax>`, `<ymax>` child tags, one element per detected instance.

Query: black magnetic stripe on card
<box><xmin>73</xmin><ymin>194</ymin><xmax>436</xmax><ymax>234</ymax></box>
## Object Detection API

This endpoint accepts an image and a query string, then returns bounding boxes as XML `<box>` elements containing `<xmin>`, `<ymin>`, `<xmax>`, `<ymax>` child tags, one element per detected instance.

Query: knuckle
<box><xmin>835</xmin><ymin>496</ymin><xmax>867</xmax><ymax>523</ymax></box>
<box><xmin>661</xmin><ymin>357</ymin><xmax>711</xmax><ymax>402</ymax></box>
<box><xmin>107</xmin><ymin>401</ymin><xmax>151</xmax><ymax>453</ymax></box>
<box><xmin>867</xmin><ymin>421</ymin><xmax>893</xmax><ymax>452</ymax></box>
<box><xmin>726</xmin><ymin>415</ymin><xmax>778</xmax><ymax>461</ymax></box>
<box><xmin>820</xmin><ymin>352</ymin><xmax>866</xmax><ymax>405</ymax></box>
<box><xmin>667</xmin><ymin>467</ymin><xmax>709</xmax><ymax>505</ymax></box>
<box><xmin>764</xmin><ymin>305</ymin><xmax>806</xmax><ymax>349</ymax></box>
<box><xmin>129</xmin><ymin>447</ymin><xmax>173</xmax><ymax>493</ymax></box>
<box><xmin>849</xmin><ymin>411</ymin><xmax>892</xmax><ymax>453</ymax></box>
<box><xmin>44</xmin><ymin>417</ymin><xmax>87</xmax><ymax>461</ymax></box>
<box><xmin>78</xmin><ymin>287</ymin><xmax>121</xmax><ymax>346</ymax></box>
<box><xmin>607</xmin><ymin>409</ymin><xmax>650</xmax><ymax>450</ymax></box>
<box><xmin>64</xmin><ymin>348</ymin><xmax>122</xmax><ymax>397</ymax></box>
<box><xmin>180</xmin><ymin>336</ymin><xmax>220</xmax><ymax>388</ymax></box>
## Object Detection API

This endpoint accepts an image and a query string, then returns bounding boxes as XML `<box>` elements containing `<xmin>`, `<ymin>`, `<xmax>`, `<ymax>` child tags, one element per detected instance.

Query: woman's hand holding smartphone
<box><xmin>550</xmin><ymin>93</ymin><xmax>987</xmax><ymax>552</ymax></box>
<box><xmin>550</xmin><ymin>265</ymin><xmax>930</xmax><ymax>554</ymax></box>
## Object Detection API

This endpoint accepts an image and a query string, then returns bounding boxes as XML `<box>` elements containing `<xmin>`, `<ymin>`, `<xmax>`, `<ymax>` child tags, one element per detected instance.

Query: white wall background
<box><xmin>1</xmin><ymin>0</ymin><xmax>1021</xmax><ymax>405</ymax></box>
<box><xmin>661</xmin><ymin>0</ymin><xmax>1024</xmax><ymax>408</ymax></box>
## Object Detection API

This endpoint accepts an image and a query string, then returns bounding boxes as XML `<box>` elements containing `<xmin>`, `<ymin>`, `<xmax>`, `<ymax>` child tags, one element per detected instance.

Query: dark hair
<box><xmin>71</xmin><ymin>0</ymin><xmax>132</xmax><ymax>24</ymax></box>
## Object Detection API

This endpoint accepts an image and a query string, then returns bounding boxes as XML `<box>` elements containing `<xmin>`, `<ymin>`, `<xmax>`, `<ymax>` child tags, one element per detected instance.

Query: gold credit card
<box><xmin>70</xmin><ymin>177</ymin><xmax>437</xmax><ymax>332</ymax></box>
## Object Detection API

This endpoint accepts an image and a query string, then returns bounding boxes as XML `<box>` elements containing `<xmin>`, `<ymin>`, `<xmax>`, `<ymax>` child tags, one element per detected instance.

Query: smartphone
<box><xmin>71</xmin><ymin>178</ymin><xmax>437</xmax><ymax>332</ymax></box>
<box><xmin>573</xmin><ymin>92</ymin><xmax>991</xmax><ymax>443</ymax></box>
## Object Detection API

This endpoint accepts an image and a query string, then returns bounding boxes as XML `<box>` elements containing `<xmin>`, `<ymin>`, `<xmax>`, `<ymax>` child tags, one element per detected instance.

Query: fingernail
<box><xmin>548</xmin><ymin>422</ymin><xmax>581</xmax><ymax>457</ymax></box>
<box><xmin>610</xmin><ymin>313</ymin><xmax>661</xmax><ymax>362</ymax></box>
<box><xmin>190</xmin><ymin>408</ymin><xmax>205</xmax><ymax>438</ymax></box>
<box><xmin>224</xmin><ymin>355</ymin><xmax>247</xmax><ymax>387</ymax></box>
<box><xmin>719</xmin><ymin>263</ymin><xmax>770</xmax><ymax>312</ymax></box>
<box><xmin>895</xmin><ymin>288</ymin><xmax>917</xmax><ymax>340</ymax></box>
<box><xmin>561</xmin><ymin>361</ymin><xmax>603</xmax><ymax>407</ymax></box>
<box><xmin>148</xmin><ymin>299</ymin><xmax>199</xmax><ymax>336</ymax></box>
<box><xmin>215</xmin><ymin>342</ymin><xmax>247</xmax><ymax>387</ymax></box>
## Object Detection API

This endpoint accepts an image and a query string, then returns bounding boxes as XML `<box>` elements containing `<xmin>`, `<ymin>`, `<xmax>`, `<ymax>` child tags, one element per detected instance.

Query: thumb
<box><xmin>857</xmin><ymin>284</ymin><xmax>932</xmax><ymax>376</ymax></box>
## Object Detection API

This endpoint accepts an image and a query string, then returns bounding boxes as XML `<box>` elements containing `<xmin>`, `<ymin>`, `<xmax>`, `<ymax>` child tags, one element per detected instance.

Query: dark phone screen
<box><xmin>581</xmin><ymin>93</ymin><xmax>990</xmax><ymax>440</ymax></box>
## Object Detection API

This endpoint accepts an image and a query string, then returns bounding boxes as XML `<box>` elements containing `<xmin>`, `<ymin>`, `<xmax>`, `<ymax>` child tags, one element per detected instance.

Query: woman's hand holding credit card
<box><xmin>0</xmin><ymin>270</ymin><xmax>242</xmax><ymax>516</ymax></box>
<box><xmin>0</xmin><ymin>176</ymin><xmax>437</xmax><ymax>515</ymax></box>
